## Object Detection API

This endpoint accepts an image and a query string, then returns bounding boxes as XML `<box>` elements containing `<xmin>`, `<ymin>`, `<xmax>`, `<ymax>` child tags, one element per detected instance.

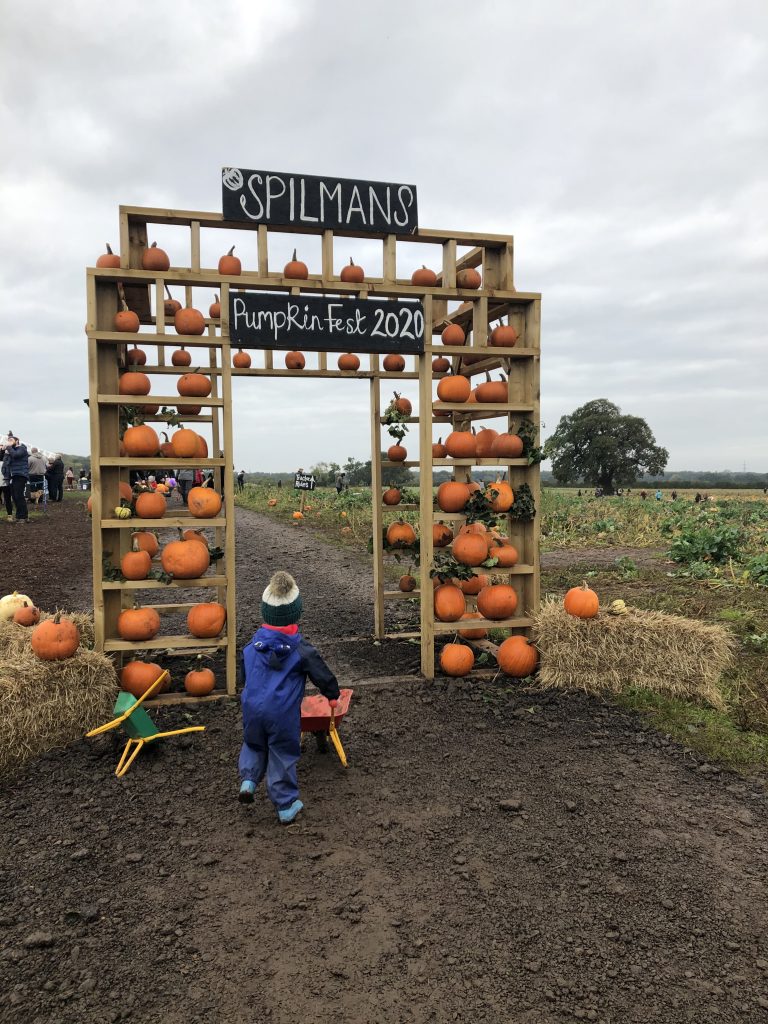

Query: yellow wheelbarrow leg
<box><xmin>147</xmin><ymin>726</ymin><xmax>206</xmax><ymax>742</ymax></box>
<box><xmin>115</xmin><ymin>738</ymin><xmax>145</xmax><ymax>778</ymax></box>
<box><xmin>328</xmin><ymin>722</ymin><xmax>348</xmax><ymax>769</ymax></box>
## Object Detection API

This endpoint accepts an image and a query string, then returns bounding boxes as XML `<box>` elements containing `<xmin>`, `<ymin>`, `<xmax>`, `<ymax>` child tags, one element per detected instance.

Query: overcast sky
<box><xmin>1</xmin><ymin>1</ymin><xmax>765</xmax><ymax>473</ymax></box>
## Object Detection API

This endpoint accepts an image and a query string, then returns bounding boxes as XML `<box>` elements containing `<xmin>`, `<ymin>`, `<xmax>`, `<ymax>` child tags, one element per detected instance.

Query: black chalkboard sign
<box><xmin>294</xmin><ymin>472</ymin><xmax>316</xmax><ymax>491</ymax></box>
<box><xmin>230</xmin><ymin>293</ymin><xmax>425</xmax><ymax>354</ymax></box>
<box><xmin>222</xmin><ymin>168</ymin><xmax>418</xmax><ymax>234</ymax></box>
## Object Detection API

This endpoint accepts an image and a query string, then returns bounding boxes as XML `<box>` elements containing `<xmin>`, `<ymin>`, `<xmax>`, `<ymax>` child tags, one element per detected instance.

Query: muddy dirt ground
<box><xmin>2</xmin><ymin>502</ymin><xmax>768</xmax><ymax>1023</ymax></box>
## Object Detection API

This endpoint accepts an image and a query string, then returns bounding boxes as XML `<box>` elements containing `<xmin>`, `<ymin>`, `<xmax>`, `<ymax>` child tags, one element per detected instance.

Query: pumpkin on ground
<box><xmin>386</xmin><ymin>521</ymin><xmax>416</xmax><ymax>548</ymax></box>
<box><xmin>0</xmin><ymin>592</ymin><xmax>35</xmax><ymax>622</ymax></box>
<box><xmin>96</xmin><ymin>243</ymin><xmax>121</xmax><ymax>269</ymax></box>
<box><xmin>458</xmin><ymin>612</ymin><xmax>487</xmax><ymax>640</ymax></box>
<box><xmin>121</xmin><ymin>539</ymin><xmax>152</xmax><ymax>581</ymax></box>
<box><xmin>121</xmin><ymin>661</ymin><xmax>167</xmax><ymax>698</ymax></box>
<box><xmin>434</xmin><ymin>584</ymin><xmax>466</xmax><ymax>622</ymax></box>
<box><xmin>187</xmin><ymin>602</ymin><xmax>227</xmax><ymax>638</ymax></box>
<box><xmin>185</xmin><ymin>660</ymin><xmax>217</xmax><ymax>696</ymax></box>
<box><xmin>383</xmin><ymin>353</ymin><xmax>405</xmax><ymax>372</ymax></box>
<box><xmin>177</xmin><ymin>373</ymin><xmax>212</xmax><ymax>397</ymax></box>
<box><xmin>411</xmin><ymin>266</ymin><xmax>437</xmax><ymax>287</ymax></box>
<box><xmin>340</xmin><ymin>258</ymin><xmax>365</xmax><ymax>283</ymax></box>
<box><xmin>187</xmin><ymin>487</ymin><xmax>222</xmax><ymax>519</ymax></box>
<box><xmin>218</xmin><ymin>246</ymin><xmax>241</xmax><ymax>275</ymax></box>
<box><xmin>497</xmin><ymin>636</ymin><xmax>539</xmax><ymax>677</ymax></box>
<box><xmin>117</xmin><ymin>607</ymin><xmax>161</xmax><ymax>641</ymax></box>
<box><xmin>452</xmin><ymin>533</ymin><xmax>489</xmax><ymax>567</ymax></box>
<box><xmin>477</xmin><ymin>584</ymin><xmax>518</xmax><ymax>620</ymax></box>
<box><xmin>118</xmin><ymin>371</ymin><xmax>151</xmax><ymax>396</ymax></box>
<box><xmin>123</xmin><ymin>424</ymin><xmax>159</xmax><ymax>458</ymax></box>
<box><xmin>161</xmin><ymin>536</ymin><xmax>210</xmax><ymax>579</ymax></box>
<box><xmin>141</xmin><ymin>241</ymin><xmax>170</xmax><ymax>271</ymax></box>
<box><xmin>439</xmin><ymin>643</ymin><xmax>475</xmax><ymax>677</ymax></box>
<box><xmin>267</xmin><ymin>498</ymin><xmax>278</xmax><ymax>507</ymax></box>
<box><xmin>437</xmin><ymin>375</ymin><xmax>471</xmax><ymax>403</ymax></box>
<box><xmin>564</xmin><ymin>582</ymin><xmax>600</xmax><ymax>619</ymax></box>
<box><xmin>13</xmin><ymin>602</ymin><xmax>40</xmax><ymax>626</ymax></box>
<box><xmin>30</xmin><ymin>613</ymin><xmax>80</xmax><ymax>661</ymax></box>
<box><xmin>134</xmin><ymin>491</ymin><xmax>167</xmax><ymax>519</ymax></box>
<box><xmin>284</xmin><ymin>249</ymin><xmax>309</xmax><ymax>279</ymax></box>
<box><xmin>436</xmin><ymin>481</ymin><xmax>469</xmax><ymax>513</ymax></box>
<box><xmin>285</xmin><ymin>351</ymin><xmax>306</xmax><ymax>370</ymax></box>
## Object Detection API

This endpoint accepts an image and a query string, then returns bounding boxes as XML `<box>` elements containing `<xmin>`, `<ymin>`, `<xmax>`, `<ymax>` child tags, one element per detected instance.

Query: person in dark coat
<box><xmin>4</xmin><ymin>436</ymin><xmax>29</xmax><ymax>522</ymax></box>
<box><xmin>46</xmin><ymin>455</ymin><xmax>65</xmax><ymax>502</ymax></box>
<box><xmin>238</xmin><ymin>571</ymin><xmax>340</xmax><ymax>824</ymax></box>
<box><xmin>1</xmin><ymin>444</ymin><xmax>13</xmax><ymax>518</ymax></box>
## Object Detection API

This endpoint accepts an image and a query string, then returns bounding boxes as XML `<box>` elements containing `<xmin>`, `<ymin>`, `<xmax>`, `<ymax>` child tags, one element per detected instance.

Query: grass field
<box><xmin>237</xmin><ymin>482</ymin><xmax>768</xmax><ymax>769</ymax></box>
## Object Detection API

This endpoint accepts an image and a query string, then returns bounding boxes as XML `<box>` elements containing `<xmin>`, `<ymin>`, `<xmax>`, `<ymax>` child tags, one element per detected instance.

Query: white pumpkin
<box><xmin>0</xmin><ymin>592</ymin><xmax>34</xmax><ymax>622</ymax></box>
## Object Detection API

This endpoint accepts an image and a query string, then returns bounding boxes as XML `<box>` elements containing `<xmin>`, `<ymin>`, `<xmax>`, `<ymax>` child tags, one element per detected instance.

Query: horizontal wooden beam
<box><xmin>427</xmin><ymin>346</ymin><xmax>538</xmax><ymax>358</ymax></box>
<box><xmin>103</xmin><ymin>636</ymin><xmax>228</xmax><ymax>652</ymax></box>
<box><xmin>432</xmin><ymin>458</ymin><xmax>529</xmax><ymax>467</ymax></box>
<box><xmin>98</xmin><ymin>394</ymin><xmax>224</xmax><ymax>407</ymax></box>
<box><xmin>129</xmin><ymin>365</ymin><xmax>420</xmax><ymax>381</ymax></box>
<box><xmin>100</xmin><ymin>518</ymin><xmax>226</xmax><ymax>529</ymax></box>
<box><xmin>100</xmin><ymin>457</ymin><xmax>226</xmax><ymax>468</ymax></box>
<box><xmin>433</xmin><ymin>616</ymin><xmax>534</xmax><ymax>633</ymax></box>
<box><xmin>433</xmin><ymin>402</ymin><xmax>535</xmax><ymax>413</ymax></box>
<box><xmin>102</xmin><ymin>575</ymin><xmax>227</xmax><ymax>590</ymax></box>
<box><xmin>146</xmin><ymin>691</ymin><xmax>234</xmax><ymax>707</ymax></box>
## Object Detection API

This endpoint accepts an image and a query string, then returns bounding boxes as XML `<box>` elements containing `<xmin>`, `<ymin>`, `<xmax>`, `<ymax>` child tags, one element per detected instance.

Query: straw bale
<box><xmin>532</xmin><ymin>599</ymin><xmax>735</xmax><ymax>710</ymax></box>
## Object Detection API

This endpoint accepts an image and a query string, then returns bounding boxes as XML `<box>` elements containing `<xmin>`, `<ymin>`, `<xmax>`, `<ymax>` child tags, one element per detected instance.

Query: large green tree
<box><xmin>544</xmin><ymin>399</ymin><xmax>668</xmax><ymax>494</ymax></box>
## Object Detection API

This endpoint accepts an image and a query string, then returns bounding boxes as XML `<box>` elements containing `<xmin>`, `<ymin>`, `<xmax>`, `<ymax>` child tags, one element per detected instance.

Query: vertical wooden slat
<box><xmin>257</xmin><ymin>225</ymin><xmax>268</xmax><ymax>277</ymax></box>
<box><xmin>382</xmin><ymin>235</ymin><xmax>396</xmax><ymax>283</ymax></box>
<box><xmin>321</xmin><ymin>229</ymin><xmax>334</xmax><ymax>281</ymax></box>
<box><xmin>220</xmin><ymin>282</ymin><xmax>237</xmax><ymax>695</ymax></box>
<box><xmin>370</xmin><ymin>377</ymin><xmax>384</xmax><ymax>638</ymax></box>
<box><xmin>208</xmin><ymin>326</ymin><xmax>226</xmax><ymax>610</ymax></box>
<box><xmin>419</xmin><ymin>294</ymin><xmax>435</xmax><ymax>680</ymax></box>
<box><xmin>190</xmin><ymin>221</ymin><xmax>201</xmax><ymax>272</ymax></box>
<box><xmin>118</xmin><ymin>211</ymin><xmax>131</xmax><ymax>270</ymax></box>
<box><xmin>442</xmin><ymin>239</ymin><xmax>457</xmax><ymax>289</ymax></box>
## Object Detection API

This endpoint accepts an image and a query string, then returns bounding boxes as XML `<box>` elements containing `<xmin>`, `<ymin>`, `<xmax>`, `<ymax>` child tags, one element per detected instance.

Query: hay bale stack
<box><xmin>0</xmin><ymin>612</ymin><xmax>118</xmax><ymax>778</ymax></box>
<box><xmin>533</xmin><ymin>599</ymin><xmax>735</xmax><ymax>710</ymax></box>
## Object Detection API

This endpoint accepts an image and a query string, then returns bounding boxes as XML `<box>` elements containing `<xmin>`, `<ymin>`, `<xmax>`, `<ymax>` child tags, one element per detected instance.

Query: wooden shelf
<box><xmin>140</xmin><ymin>365</ymin><xmax>420</xmax><ymax>381</ymax></box>
<box><xmin>382</xmin><ymin>503</ymin><xmax>418</xmax><ymax>510</ymax></box>
<box><xmin>434</xmin><ymin>616</ymin><xmax>534</xmax><ymax>634</ymax></box>
<box><xmin>102</xmin><ymin>576</ymin><xmax>227</xmax><ymax>590</ymax></box>
<box><xmin>381</xmin><ymin>461</ymin><xmax>419</xmax><ymax>468</ymax></box>
<box><xmin>99</xmin><ymin>517</ymin><xmax>226</xmax><ymax>529</ymax></box>
<box><xmin>427</xmin><ymin>346</ymin><xmax>537</xmax><ymax>358</ymax></box>
<box><xmin>432</xmin><ymin>458</ymin><xmax>528</xmax><ymax>467</ymax></box>
<box><xmin>383</xmin><ymin>590</ymin><xmax>422</xmax><ymax>600</ymax></box>
<box><xmin>103</xmin><ymin>635</ymin><xmax>228</xmax><ymax>652</ymax></box>
<box><xmin>433</xmin><ymin>402</ymin><xmax>534</xmax><ymax>413</ymax></box>
<box><xmin>98</xmin><ymin>394</ymin><xmax>224</xmax><ymax>407</ymax></box>
<box><xmin>100</xmin><ymin>457</ymin><xmax>226</xmax><ymax>468</ymax></box>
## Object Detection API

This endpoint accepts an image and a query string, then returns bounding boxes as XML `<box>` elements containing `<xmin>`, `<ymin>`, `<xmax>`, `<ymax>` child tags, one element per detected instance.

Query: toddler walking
<box><xmin>239</xmin><ymin>571</ymin><xmax>340</xmax><ymax>824</ymax></box>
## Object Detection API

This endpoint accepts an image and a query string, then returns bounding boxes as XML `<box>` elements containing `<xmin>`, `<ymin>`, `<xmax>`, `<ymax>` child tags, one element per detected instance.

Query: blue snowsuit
<box><xmin>239</xmin><ymin>627</ymin><xmax>340</xmax><ymax>809</ymax></box>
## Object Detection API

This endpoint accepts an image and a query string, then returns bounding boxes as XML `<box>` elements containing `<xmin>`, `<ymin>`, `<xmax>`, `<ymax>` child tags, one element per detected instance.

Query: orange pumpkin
<box><xmin>171</xmin><ymin>428</ymin><xmax>200</xmax><ymax>459</ymax></box>
<box><xmin>284</xmin><ymin>249</ymin><xmax>308</xmax><ymax>279</ymax></box>
<box><xmin>161</xmin><ymin>536</ymin><xmax>210</xmax><ymax>579</ymax></box>
<box><xmin>433</xmin><ymin>522</ymin><xmax>453</xmax><ymax>548</ymax></box>
<box><xmin>436</xmin><ymin>481</ymin><xmax>469</xmax><ymax>513</ymax></box>
<box><xmin>267</xmin><ymin>498</ymin><xmax>278</xmax><ymax>507</ymax></box>
<box><xmin>187</xmin><ymin>602</ymin><xmax>227</xmax><ymax>638</ymax></box>
<box><xmin>96</xmin><ymin>243</ymin><xmax>121</xmax><ymax>269</ymax></box>
<box><xmin>218</xmin><ymin>245</ymin><xmax>241</xmax><ymax>275</ymax></box>
<box><xmin>209</xmin><ymin>294</ymin><xmax>221</xmax><ymax>319</ymax></box>
<box><xmin>285</xmin><ymin>351</ymin><xmax>305</xmax><ymax>370</ymax></box>
<box><xmin>185</xmin><ymin>663</ymin><xmax>216</xmax><ymax>696</ymax></box>
<box><xmin>233</xmin><ymin>349</ymin><xmax>252</xmax><ymax>368</ymax></box>
<box><xmin>456</xmin><ymin>267</ymin><xmax>482</xmax><ymax>290</ymax></box>
<box><xmin>177</xmin><ymin>404</ymin><xmax>201</xmax><ymax>416</ymax></box>
<box><xmin>121</xmin><ymin>661</ymin><xmax>166</xmax><ymax>698</ymax></box>
<box><xmin>439</xmin><ymin>642</ymin><xmax>475</xmax><ymax>676</ymax></box>
<box><xmin>121</xmin><ymin>538</ymin><xmax>152</xmax><ymax>580</ymax></box>
<box><xmin>117</xmin><ymin>607</ymin><xmax>161</xmax><ymax>642</ymax></box>
<box><xmin>135</xmin><ymin>491</ymin><xmax>167</xmax><ymax>519</ymax></box>
<box><xmin>158</xmin><ymin>432</ymin><xmax>175</xmax><ymax>459</ymax></box>
<box><xmin>441</xmin><ymin>323</ymin><xmax>466</xmax><ymax>346</ymax></box>
<box><xmin>175</xmin><ymin>308</ymin><xmax>206</xmax><ymax>336</ymax></box>
<box><xmin>386</xmin><ymin>521</ymin><xmax>416</xmax><ymax>548</ymax></box>
<box><xmin>383</xmin><ymin>353</ymin><xmax>405</xmax><ymax>372</ymax></box>
<box><xmin>114</xmin><ymin>306</ymin><xmax>140</xmax><ymax>332</ymax></box>
<box><xmin>491</xmin><ymin>433</ymin><xmax>524</xmax><ymax>459</ymax></box>
<box><xmin>164</xmin><ymin>286</ymin><xmax>182</xmax><ymax>317</ymax></box>
<box><xmin>475</xmin><ymin>428</ymin><xmax>499</xmax><ymax>457</ymax></box>
<box><xmin>340</xmin><ymin>258</ymin><xmax>365</xmax><ymax>283</ymax></box>
<box><xmin>131</xmin><ymin>531</ymin><xmax>159</xmax><ymax>558</ymax></box>
<box><xmin>141</xmin><ymin>241</ymin><xmax>170</xmax><ymax>272</ymax></box>
<box><xmin>393</xmin><ymin>394</ymin><xmax>412</xmax><ymax>416</ymax></box>
<box><xmin>118</xmin><ymin>371</ymin><xmax>151</xmax><ymax>396</ymax></box>
<box><xmin>490</xmin><ymin>319</ymin><xmax>519</xmax><ymax>347</ymax></box>
<box><xmin>432</xmin><ymin>438</ymin><xmax>448</xmax><ymax>459</ymax></box>
<box><xmin>488</xmin><ymin>542</ymin><xmax>519</xmax><ymax>567</ymax></box>
<box><xmin>475</xmin><ymin>373</ymin><xmax>508</xmax><ymax>403</ymax></box>
<box><xmin>382</xmin><ymin>487</ymin><xmax>401</xmax><ymax>506</ymax></box>
<box><xmin>432</xmin><ymin>356</ymin><xmax>451</xmax><ymax>373</ymax></box>
<box><xmin>338</xmin><ymin>353</ymin><xmax>360</xmax><ymax>371</ymax></box>
<box><xmin>182</xmin><ymin>528</ymin><xmax>208</xmax><ymax>545</ymax></box>
<box><xmin>187</xmin><ymin>487</ymin><xmax>222</xmax><ymax>519</ymax></box>
<box><xmin>399</xmin><ymin>575</ymin><xmax>417</xmax><ymax>593</ymax></box>
<box><xmin>453</xmin><ymin>533</ymin><xmax>489</xmax><ymax>567</ymax></box>
<box><xmin>122</xmin><ymin>424</ymin><xmax>159</xmax><ymax>458</ymax></box>
<box><xmin>13</xmin><ymin>602</ymin><xmax>40</xmax><ymax>626</ymax></box>
<box><xmin>460</xmin><ymin>573</ymin><xmax>489</xmax><ymax>596</ymax></box>
<box><xmin>458</xmin><ymin>612</ymin><xmax>487</xmax><ymax>640</ymax></box>
<box><xmin>126</xmin><ymin>346</ymin><xmax>147</xmax><ymax>366</ymax></box>
<box><xmin>30</xmin><ymin>613</ymin><xmax>80</xmax><ymax>661</ymax></box>
<box><xmin>387</xmin><ymin>444</ymin><xmax>407</xmax><ymax>462</ymax></box>
<box><xmin>458</xmin><ymin>521</ymin><xmax>487</xmax><ymax>536</ymax></box>
<box><xmin>177</xmin><ymin>373</ymin><xmax>212</xmax><ymax>397</ymax></box>
<box><xmin>411</xmin><ymin>266</ymin><xmax>437</xmax><ymax>287</ymax></box>
<box><xmin>194</xmin><ymin>434</ymin><xmax>208</xmax><ymax>459</ymax></box>
<box><xmin>477</xmin><ymin>584</ymin><xmax>518</xmax><ymax>620</ymax></box>
<box><xmin>564</xmin><ymin>582</ymin><xmax>600</xmax><ymax>619</ymax></box>
<box><xmin>437</xmin><ymin>375</ymin><xmax>471</xmax><ymax>403</ymax></box>
<box><xmin>434</xmin><ymin>584</ymin><xmax>466</xmax><ymax>622</ymax></box>
<box><xmin>485</xmin><ymin>479</ymin><xmax>515</xmax><ymax>513</ymax></box>
<box><xmin>445</xmin><ymin>431</ymin><xmax>477</xmax><ymax>459</ymax></box>
<box><xmin>497</xmin><ymin>636</ymin><xmax>539</xmax><ymax>677</ymax></box>
<box><xmin>172</xmin><ymin>346</ymin><xmax>192</xmax><ymax>367</ymax></box>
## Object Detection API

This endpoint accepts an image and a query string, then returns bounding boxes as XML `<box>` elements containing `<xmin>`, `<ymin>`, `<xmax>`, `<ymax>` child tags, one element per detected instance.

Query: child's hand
<box><xmin>329</xmin><ymin>699</ymin><xmax>338</xmax><ymax>709</ymax></box>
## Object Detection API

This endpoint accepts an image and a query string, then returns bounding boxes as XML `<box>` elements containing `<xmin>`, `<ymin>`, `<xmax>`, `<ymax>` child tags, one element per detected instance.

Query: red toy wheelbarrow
<box><xmin>300</xmin><ymin>687</ymin><xmax>353</xmax><ymax>768</ymax></box>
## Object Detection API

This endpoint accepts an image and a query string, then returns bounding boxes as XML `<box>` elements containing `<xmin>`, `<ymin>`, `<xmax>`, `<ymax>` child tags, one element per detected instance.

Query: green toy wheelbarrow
<box><xmin>86</xmin><ymin>670</ymin><xmax>205</xmax><ymax>777</ymax></box>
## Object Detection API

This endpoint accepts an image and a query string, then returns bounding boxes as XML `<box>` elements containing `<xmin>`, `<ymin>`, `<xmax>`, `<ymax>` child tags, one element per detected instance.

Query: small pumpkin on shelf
<box><xmin>187</xmin><ymin>602</ymin><xmax>227</xmax><ymax>638</ymax></box>
<box><xmin>161</xmin><ymin>532</ymin><xmax>211</xmax><ymax>579</ymax></box>
<box><xmin>175</xmin><ymin>307</ymin><xmax>206</xmax><ymax>336</ymax></box>
<box><xmin>209</xmin><ymin>293</ymin><xmax>221</xmax><ymax>318</ymax></box>
<box><xmin>432</xmin><ymin>437</ymin><xmax>448</xmax><ymax>459</ymax></box>
<box><xmin>117</xmin><ymin>607</ymin><xmax>161</xmax><ymax>642</ymax></box>
<box><xmin>382</xmin><ymin>487</ymin><xmax>401</xmax><ymax>506</ymax></box>
<box><xmin>387</xmin><ymin>444</ymin><xmax>407</xmax><ymax>463</ymax></box>
<box><xmin>485</xmin><ymin>478</ymin><xmax>515</xmax><ymax>512</ymax></box>
<box><xmin>436</xmin><ymin>480</ymin><xmax>469</xmax><ymax>513</ymax></box>
<box><xmin>96</xmin><ymin>243</ymin><xmax>121</xmax><ymax>269</ymax></box>
<box><xmin>171</xmin><ymin>427</ymin><xmax>201</xmax><ymax>458</ymax></box>
<box><xmin>131</xmin><ymin>531</ymin><xmax>159</xmax><ymax>558</ymax></box>
<box><xmin>114</xmin><ymin>302</ymin><xmax>140</xmax><ymax>333</ymax></box>
<box><xmin>177</xmin><ymin>373</ymin><xmax>212</xmax><ymax>398</ymax></box>
<box><xmin>122</xmin><ymin>424</ymin><xmax>159</xmax><ymax>457</ymax></box>
<box><xmin>452</xmin><ymin>533</ymin><xmax>489</xmax><ymax>567</ymax></box>
<box><xmin>284</xmin><ymin>249</ymin><xmax>308</xmax><ymax>279</ymax></box>
<box><xmin>475</xmin><ymin>428</ymin><xmax>499</xmax><ymax>457</ymax></box>
<box><xmin>477</xmin><ymin>584</ymin><xmax>518</xmax><ymax>620</ymax></box>
<box><xmin>171</xmin><ymin>346</ymin><xmax>192</xmax><ymax>367</ymax></box>
<box><xmin>439</xmin><ymin>642</ymin><xmax>475</xmax><ymax>677</ymax></box>
<box><xmin>121</xmin><ymin>537</ymin><xmax>152</xmax><ymax>581</ymax></box>
<box><xmin>444</xmin><ymin>430</ymin><xmax>477</xmax><ymax>459</ymax></box>
<box><xmin>141</xmin><ymin>241</ymin><xmax>170</xmax><ymax>272</ymax></box>
<box><xmin>433</xmin><ymin>584</ymin><xmax>466</xmax><ymax>623</ymax></box>
<box><xmin>490</xmin><ymin>318</ymin><xmax>519</xmax><ymax>347</ymax></box>
<box><xmin>436</xmin><ymin>373</ymin><xmax>471</xmax><ymax>404</ymax></box>
<box><xmin>490</xmin><ymin>433</ymin><xmax>524</xmax><ymax>459</ymax></box>
<box><xmin>440</xmin><ymin>323</ymin><xmax>466</xmax><ymax>346</ymax></box>
<box><xmin>456</xmin><ymin>267</ymin><xmax>482</xmax><ymax>290</ymax></box>
<box><xmin>458</xmin><ymin>612</ymin><xmax>487</xmax><ymax>640</ymax></box>
<box><xmin>218</xmin><ymin>245</ymin><xmax>241</xmax><ymax>275</ymax></box>
<box><xmin>126</xmin><ymin>346</ymin><xmax>147</xmax><ymax>366</ymax></box>
<box><xmin>433</xmin><ymin>521</ymin><xmax>453</xmax><ymax>548</ymax></box>
<box><xmin>233</xmin><ymin>349</ymin><xmax>252</xmax><ymax>369</ymax></box>
<box><xmin>475</xmin><ymin>372</ymin><xmax>508</xmax><ymax>404</ymax></box>
<box><xmin>432</xmin><ymin>356</ymin><xmax>451</xmax><ymax>373</ymax></box>
<box><xmin>340</xmin><ymin>258</ymin><xmax>364</xmax><ymax>284</ymax></box>
<box><xmin>338</xmin><ymin>353</ymin><xmax>360</xmax><ymax>371</ymax></box>
<box><xmin>393</xmin><ymin>393</ymin><xmax>412</xmax><ymax>416</ymax></box>
<box><xmin>383</xmin><ymin>353</ymin><xmax>405</xmax><ymax>372</ymax></box>
<box><xmin>185</xmin><ymin>657</ymin><xmax>217</xmax><ymax>696</ymax></box>
<box><xmin>385</xmin><ymin>521</ymin><xmax>416</xmax><ymax>548</ymax></box>
<box><xmin>187</xmin><ymin>487</ymin><xmax>222</xmax><ymax>519</ymax></box>
<box><xmin>285</xmin><ymin>351</ymin><xmax>306</xmax><ymax>370</ymax></box>
<box><xmin>118</xmin><ymin>371</ymin><xmax>151</xmax><ymax>396</ymax></box>
<box><xmin>399</xmin><ymin>575</ymin><xmax>417</xmax><ymax>593</ymax></box>
<box><xmin>134</xmin><ymin>491</ymin><xmax>167</xmax><ymax>520</ymax></box>
<box><xmin>411</xmin><ymin>266</ymin><xmax>437</xmax><ymax>287</ymax></box>
<box><xmin>164</xmin><ymin>285</ymin><xmax>182</xmax><ymax>317</ymax></box>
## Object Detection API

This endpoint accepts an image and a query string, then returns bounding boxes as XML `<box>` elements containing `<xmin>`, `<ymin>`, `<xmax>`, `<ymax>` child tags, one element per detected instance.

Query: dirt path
<box><xmin>3</xmin><ymin>509</ymin><xmax>768</xmax><ymax>1022</ymax></box>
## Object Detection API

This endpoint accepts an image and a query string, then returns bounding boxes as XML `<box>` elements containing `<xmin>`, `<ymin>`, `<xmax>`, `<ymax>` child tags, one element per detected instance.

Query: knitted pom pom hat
<box><xmin>261</xmin><ymin>571</ymin><xmax>303</xmax><ymax>626</ymax></box>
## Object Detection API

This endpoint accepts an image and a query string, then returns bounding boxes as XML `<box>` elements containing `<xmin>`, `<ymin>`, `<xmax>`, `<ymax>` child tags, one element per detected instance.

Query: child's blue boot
<box><xmin>238</xmin><ymin>780</ymin><xmax>256</xmax><ymax>803</ymax></box>
<box><xmin>278</xmin><ymin>799</ymin><xmax>304</xmax><ymax>825</ymax></box>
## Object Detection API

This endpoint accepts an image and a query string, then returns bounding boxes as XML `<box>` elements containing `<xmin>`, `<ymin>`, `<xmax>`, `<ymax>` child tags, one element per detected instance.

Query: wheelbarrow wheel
<box><xmin>314</xmin><ymin>731</ymin><xmax>329</xmax><ymax>754</ymax></box>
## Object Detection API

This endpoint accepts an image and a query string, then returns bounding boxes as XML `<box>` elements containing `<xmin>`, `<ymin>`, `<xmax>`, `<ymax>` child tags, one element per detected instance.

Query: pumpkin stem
<box><xmin>214</xmin><ymin>293</ymin><xmax>219</xmax><ymax>303</ymax></box>
<box><xmin>150</xmin><ymin>241</ymin><xmax>158</xmax><ymax>249</ymax></box>
<box><xmin>227</xmin><ymin>245</ymin><xmax>235</xmax><ymax>256</ymax></box>
<box><xmin>292</xmin><ymin>248</ymin><xmax>297</xmax><ymax>261</ymax></box>
<box><xmin>121</xmin><ymin>300</ymin><xmax>129</xmax><ymax>312</ymax></box>
<box><xmin>106</xmin><ymin>243</ymin><xmax>114</xmax><ymax>254</ymax></box>
<box><xmin>165</xmin><ymin>284</ymin><xmax>172</xmax><ymax>299</ymax></box>
<box><xmin>349</xmin><ymin>257</ymin><xmax>355</xmax><ymax>266</ymax></box>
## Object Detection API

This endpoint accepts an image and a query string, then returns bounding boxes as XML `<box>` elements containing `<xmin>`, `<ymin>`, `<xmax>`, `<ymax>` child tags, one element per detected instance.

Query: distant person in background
<box><xmin>47</xmin><ymin>454</ymin><xmax>64</xmax><ymax>502</ymax></box>
<box><xmin>78</xmin><ymin>469</ymin><xmax>87</xmax><ymax>491</ymax></box>
<box><xmin>335</xmin><ymin>471</ymin><xmax>346</xmax><ymax>496</ymax></box>
<box><xmin>277</xmin><ymin>478</ymin><xmax>282</xmax><ymax>490</ymax></box>
<box><xmin>577</xmin><ymin>489</ymin><xmax>582</xmax><ymax>497</ymax></box>
<box><xmin>655</xmin><ymin>489</ymin><xmax>662</xmax><ymax>501</ymax></box>
<box><xmin>237</xmin><ymin>470</ymin><xmax>245</xmax><ymax>492</ymax></box>
<box><xmin>65</xmin><ymin>466</ymin><xmax>75</xmax><ymax>490</ymax></box>
<box><xmin>1</xmin><ymin>443</ymin><xmax>12</xmax><ymax>517</ymax></box>
<box><xmin>177</xmin><ymin>467</ymin><xmax>195</xmax><ymax>503</ymax></box>
<box><xmin>694</xmin><ymin>492</ymin><xmax>702</xmax><ymax>503</ymax></box>
<box><xmin>671</xmin><ymin>490</ymin><xmax>678</xmax><ymax>501</ymax></box>
<box><xmin>640</xmin><ymin>490</ymin><xmax>648</xmax><ymax>500</ymax></box>
<box><xmin>27</xmin><ymin>447</ymin><xmax>47</xmax><ymax>504</ymax></box>
<box><xmin>4</xmin><ymin>436</ymin><xmax>29</xmax><ymax>523</ymax></box>
<box><xmin>86</xmin><ymin>470</ymin><xmax>92</xmax><ymax>489</ymax></box>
